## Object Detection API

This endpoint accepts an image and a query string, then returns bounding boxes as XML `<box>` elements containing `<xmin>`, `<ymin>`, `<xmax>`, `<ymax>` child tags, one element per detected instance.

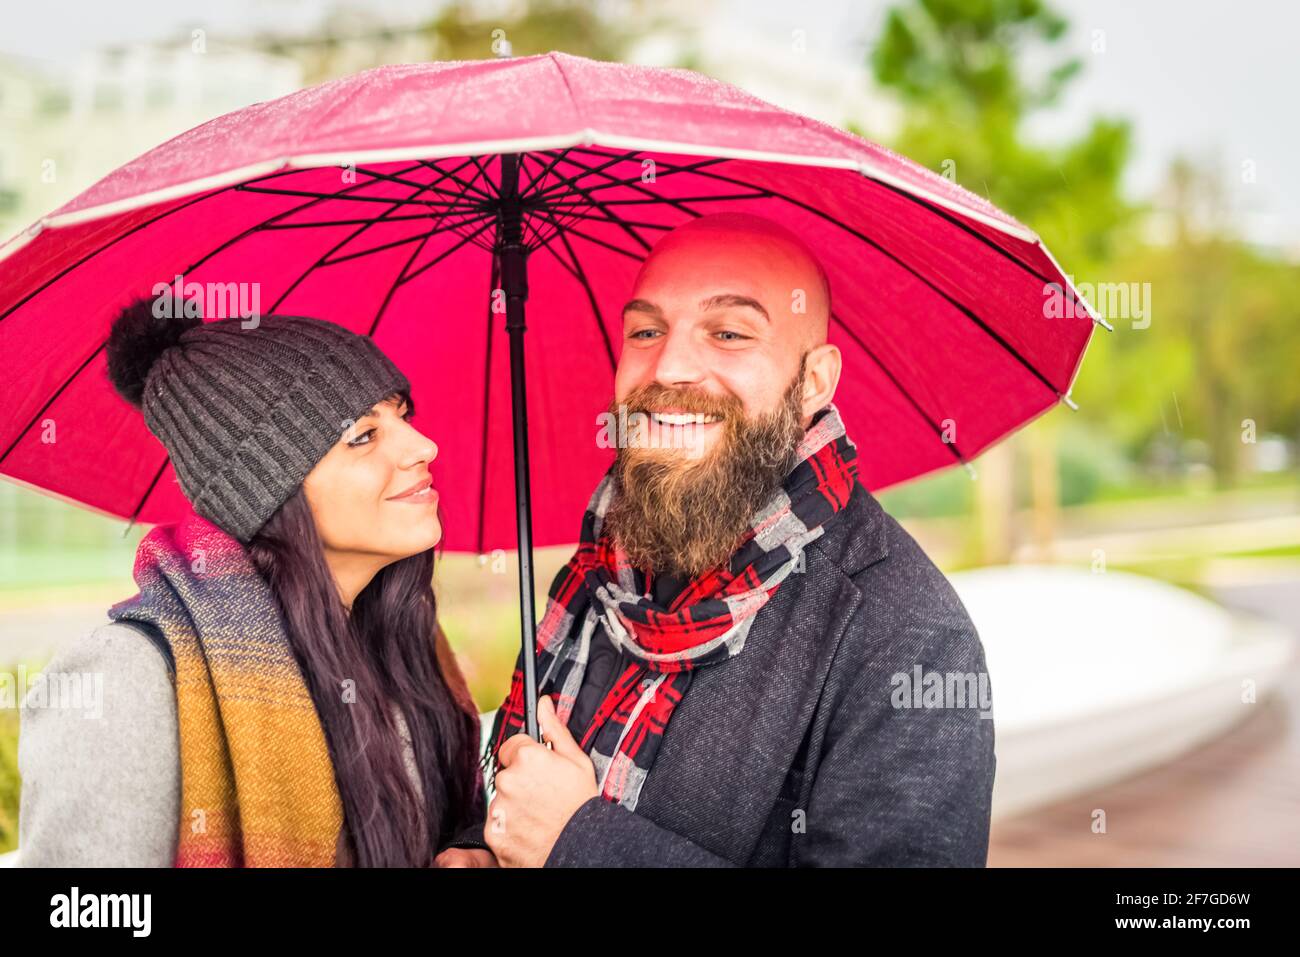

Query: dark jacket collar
<box><xmin>805</xmin><ymin>479</ymin><xmax>890</xmax><ymax>578</ymax></box>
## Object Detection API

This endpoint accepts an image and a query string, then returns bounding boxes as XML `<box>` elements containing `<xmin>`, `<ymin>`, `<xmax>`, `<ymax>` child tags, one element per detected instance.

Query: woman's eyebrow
<box><xmin>358</xmin><ymin>394</ymin><xmax>410</xmax><ymax>419</ymax></box>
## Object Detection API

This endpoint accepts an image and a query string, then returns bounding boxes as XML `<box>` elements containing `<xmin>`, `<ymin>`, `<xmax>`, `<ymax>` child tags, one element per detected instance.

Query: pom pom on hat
<box><xmin>106</xmin><ymin>295</ymin><xmax>204</xmax><ymax>408</ymax></box>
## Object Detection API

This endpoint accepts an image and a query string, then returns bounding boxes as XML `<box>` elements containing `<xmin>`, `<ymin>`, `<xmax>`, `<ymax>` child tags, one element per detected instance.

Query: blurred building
<box><xmin>0</xmin><ymin>44</ymin><xmax>300</xmax><ymax>241</ymax></box>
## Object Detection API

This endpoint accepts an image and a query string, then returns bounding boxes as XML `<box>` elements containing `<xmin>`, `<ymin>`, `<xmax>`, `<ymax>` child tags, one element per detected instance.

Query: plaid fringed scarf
<box><xmin>108</xmin><ymin>511</ymin><xmax>344</xmax><ymax>867</ymax></box>
<box><xmin>487</xmin><ymin>403</ymin><xmax>859</xmax><ymax>811</ymax></box>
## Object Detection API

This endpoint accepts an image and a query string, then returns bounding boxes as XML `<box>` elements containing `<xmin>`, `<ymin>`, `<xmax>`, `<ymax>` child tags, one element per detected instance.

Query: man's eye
<box><xmin>347</xmin><ymin>428</ymin><xmax>377</xmax><ymax>447</ymax></box>
<box><xmin>629</xmin><ymin>329</ymin><xmax>660</xmax><ymax>339</ymax></box>
<box><xmin>716</xmin><ymin>330</ymin><xmax>749</xmax><ymax>341</ymax></box>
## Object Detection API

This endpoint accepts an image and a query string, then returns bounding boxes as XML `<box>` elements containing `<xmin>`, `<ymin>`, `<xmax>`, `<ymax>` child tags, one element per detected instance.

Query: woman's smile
<box><xmin>386</xmin><ymin>474</ymin><xmax>439</xmax><ymax>505</ymax></box>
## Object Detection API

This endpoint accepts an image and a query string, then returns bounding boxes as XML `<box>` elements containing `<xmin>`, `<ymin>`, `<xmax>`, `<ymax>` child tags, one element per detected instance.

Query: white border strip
<box><xmin>2</xmin><ymin>128</ymin><xmax>1041</xmax><ymax>261</ymax></box>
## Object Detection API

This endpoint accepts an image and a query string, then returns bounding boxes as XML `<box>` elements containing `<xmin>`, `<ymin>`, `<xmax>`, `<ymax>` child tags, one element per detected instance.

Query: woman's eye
<box><xmin>347</xmin><ymin>428</ymin><xmax>377</xmax><ymax>447</ymax></box>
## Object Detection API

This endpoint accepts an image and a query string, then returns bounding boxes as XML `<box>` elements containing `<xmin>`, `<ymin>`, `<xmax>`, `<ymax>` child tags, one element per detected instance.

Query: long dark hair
<box><xmin>246</xmin><ymin>487</ymin><xmax>482</xmax><ymax>866</ymax></box>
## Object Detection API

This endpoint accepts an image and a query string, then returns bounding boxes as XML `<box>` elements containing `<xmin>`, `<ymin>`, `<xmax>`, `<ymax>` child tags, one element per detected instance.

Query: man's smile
<box><xmin>648</xmin><ymin>411</ymin><xmax>723</xmax><ymax>426</ymax></box>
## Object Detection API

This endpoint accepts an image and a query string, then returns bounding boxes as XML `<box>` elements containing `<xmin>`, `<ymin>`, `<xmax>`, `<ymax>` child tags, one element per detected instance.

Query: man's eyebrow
<box><xmin>700</xmin><ymin>294</ymin><xmax>769</xmax><ymax>322</ymax></box>
<box><xmin>622</xmin><ymin>298</ymin><xmax>662</xmax><ymax>319</ymax></box>
<box><xmin>622</xmin><ymin>295</ymin><xmax>771</xmax><ymax>322</ymax></box>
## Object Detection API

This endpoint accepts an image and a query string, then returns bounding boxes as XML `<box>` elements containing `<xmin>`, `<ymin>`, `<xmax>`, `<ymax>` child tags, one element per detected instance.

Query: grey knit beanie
<box><xmin>105</xmin><ymin>299</ymin><xmax>411</xmax><ymax>542</ymax></box>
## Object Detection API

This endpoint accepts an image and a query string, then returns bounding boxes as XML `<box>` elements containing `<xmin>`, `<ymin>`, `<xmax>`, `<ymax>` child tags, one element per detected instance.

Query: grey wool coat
<box><xmin>16</xmin><ymin>620</ymin><xmax>427</xmax><ymax>867</ymax></box>
<box><xmin>454</xmin><ymin>481</ymin><xmax>997</xmax><ymax>867</ymax></box>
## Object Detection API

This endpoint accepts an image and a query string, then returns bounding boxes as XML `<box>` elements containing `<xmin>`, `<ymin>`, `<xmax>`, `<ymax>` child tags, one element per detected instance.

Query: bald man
<box><xmin>438</xmin><ymin>212</ymin><xmax>996</xmax><ymax>868</ymax></box>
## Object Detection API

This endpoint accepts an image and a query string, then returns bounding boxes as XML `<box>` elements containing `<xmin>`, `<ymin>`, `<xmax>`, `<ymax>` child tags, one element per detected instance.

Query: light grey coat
<box><xmin>16</xmin><ymin>620</ymin><xmax>422</xmax><ymax>867</ymax></box>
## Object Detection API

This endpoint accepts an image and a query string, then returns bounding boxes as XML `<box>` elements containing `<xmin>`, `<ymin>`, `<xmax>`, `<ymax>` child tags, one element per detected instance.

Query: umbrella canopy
<box><xmin>0</xmin><ymin>51</ymin><xmax>1101</xmax><ymax>556</ymax></box>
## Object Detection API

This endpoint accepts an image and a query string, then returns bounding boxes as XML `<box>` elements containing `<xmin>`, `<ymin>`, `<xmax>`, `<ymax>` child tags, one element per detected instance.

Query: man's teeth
<box><xmin>650</xmin><ymin>412</ymin><xmax>721</xmax><ymax>426</ymax></box>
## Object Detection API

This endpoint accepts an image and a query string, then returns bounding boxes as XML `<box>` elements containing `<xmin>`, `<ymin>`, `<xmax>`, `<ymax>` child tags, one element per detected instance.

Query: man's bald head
<box><xmin>609</xmin><ymin>212</ymin><xmax>843</xmax><ymax>574</ymax></box>
<box><xmin>632</xmin><ymin>212</ymin><xmax>832</xmax><ymax>348</ymax></box>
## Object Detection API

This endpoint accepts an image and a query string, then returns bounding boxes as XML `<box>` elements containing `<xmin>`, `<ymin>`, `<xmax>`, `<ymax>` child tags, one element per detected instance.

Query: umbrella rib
<box><xmin>531</xmin><ymin>149</ymin><xmax>754</xmax><ymax>249</ymax></box>
<box><xmin>529</xmin><ymin>207</ymin><xmax>675</xmax><ymax>232</ymax></box>
<box><xmin>568</xmin><ymin>141</ymin><xmax>1071</xmax><ymax>313</ymax></box>
<box><xmin>259</xmin><ymin>212</ymin><xmax>465</xmax><ymax>228</ymax></box>
<box><xmin>234</xmin><ymin>184</ymin><xmax>466</xmax><ymax>206</ymax></box>
<box><xmin>540</xmin><ymin>192</ymin><xmax>767</xmax><ymax>206</ymax></box>
<box><xmin>0</xmin><ymin>340</ymin><xmax>107</xmax><ymax>467</ymax></box>
<box><xmin>520</xmin><ymin>160</ymin><xmax>654</xmax><ymax>255</ymax></box>
<box><xmin>518</xmin><ymin>151</ymin><xmax>604</xmax><ymax>246</ymax></box>
<box><xmin>125</xmin><ymin>453</ymin><xmax>171</xmax><ymax>532</ymax></box>
<box><xmin>559</xmin><ymin>230</ymin><xmax>618</xmax><ymax>372</ymax></box>
<box><xmin>539</xmin><ymin>150</ymin><xmax>733</xmax><ymax>219</ymax></box>
<box><xmin>0</xmin><ymin>165</ymin><xmax>325</xmax><ymax>325</ymax></box>
<box><xmin>418</xmin><ymin>158</ymin><xmax>496</xmax><ymax>203</ymax></box>
<box><xmin>527</xmin><ymin>149</ymin><xmax>647</xmax><ymax>201</ymax></box>
<box><xmin>830</xmin><ymin>311</ymin><xmax>967</xmax><ymax>464</ymax></box>
<box><xmin>247</xmin><ymin>161</ymin><xmax>480</xmax><ymax>206</ymax></box>
<box><xmin>535</xmin><ymin>223</ymin><xmax>645</xmax><ymax>261</ymax></box>
<box><xmin>465</xmin><ymin>154</ymin><xmax>502</xmax><ymax>197</ymax></box>
<box><xmin>866</xmin><ymin>177</ymin><xmax>1059</xmax><ymax>286</ymax></box>
<box><xmin>529</xmin><ymin>208</ymin><xmax>617</xmax><ymax>372</ymax></box>
<box><xmin>321</xmin><ymin>210</ymin><xmax>494</xmax><ymax>267</ymax></box>
<box><xmin>178</xmin><ymin>160</ymin><xmax>438</xmax><ymax>280</ymax></box>
<box><xmin>368</xmin><ymin>175</ymin><xmax>478</xmax><ymax>338</ymax></box>
<box><xmin>1</xmin><ymin>162</ymin><xmax>468</xmax><ymax>474</ymax></box>
<box><xmin>392</xmin><ymin>218</ymin><xmax>496</xmax><ymax>288</ymax></box>
<box><xmin>0</xmin><ymin>166</ymin><xmax>449</xmax><ymax>475</ymax></box>
<box><xmin>571</xmin><ymin>147</ymin><xmax>1068</xmax><ymax>399</ymax></box>
<box><xmin>520</xmin><ymin>167</ymin><xmax>590</xmax><ymax>247</ymax></box>
<box><xmin>259</xmin><ymin>169</ymin><xmax>484</xmax><ymax>313</ymax></box>
<box><xmin>365</xmin><ymin>232</ymin><xmax>434</xmax><ymax>338</ymax></box>
<box><xmin>475</xmin><ymin>253</ymin><xmax>501</xmax><ymax>556</ymax></box>
<box><xmin>530</xmin><ymin>153</ymin><xmax>730</xmax><ymax>203</ymax></box>
<box><xmin>352</xmin><ymin>164</ymin><xmax>498</xmax><ymax>208</ymax></box>
<box><xmin>520</xmin><ymin>211</ymin><xmax>555</xmax><ymax>252</ymax></box>
<box><xmin>266</xmin><ymin>162</ymin><xmax>481</xmax><ymax>311</ymax></box>
<box><xmin>519</xmin><ymin>148</ymin><xmax>573</xmax><ymax>198</ymax></box>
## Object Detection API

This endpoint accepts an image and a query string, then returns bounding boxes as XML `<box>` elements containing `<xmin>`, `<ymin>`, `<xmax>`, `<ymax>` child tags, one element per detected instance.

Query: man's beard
<box><xmin>603</xmin><ymin>358</ymin><xmax>808</xmax><ymax>578</ymax></box>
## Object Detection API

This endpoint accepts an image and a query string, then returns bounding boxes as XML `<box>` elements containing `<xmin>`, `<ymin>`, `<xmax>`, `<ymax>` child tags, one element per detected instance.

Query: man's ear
<box><xmin>801</xmin><ymin>343</ymin><xmax>842</xmax><ymax>419</ymax></box>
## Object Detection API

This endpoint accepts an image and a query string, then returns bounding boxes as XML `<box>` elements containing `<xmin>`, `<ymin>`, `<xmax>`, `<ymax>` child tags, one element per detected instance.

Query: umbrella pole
<box><xmin>498</xmin><ymin>152</ymin><xmax>542</xmax><ymax>742</ymax></box>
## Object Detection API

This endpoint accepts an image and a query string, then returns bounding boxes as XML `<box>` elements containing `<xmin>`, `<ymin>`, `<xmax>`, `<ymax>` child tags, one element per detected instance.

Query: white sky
<box><xmin>2</xmin><ymin>0</ymin><xmax>1295</xmax><ymax>248</ymax></box>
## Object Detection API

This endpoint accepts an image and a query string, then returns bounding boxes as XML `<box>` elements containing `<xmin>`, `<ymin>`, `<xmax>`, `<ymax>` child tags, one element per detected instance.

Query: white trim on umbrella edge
<box><xmin>0</xmin><ymin>128</ymin><xmax>1043</xmax><ymax>268</ymax></box>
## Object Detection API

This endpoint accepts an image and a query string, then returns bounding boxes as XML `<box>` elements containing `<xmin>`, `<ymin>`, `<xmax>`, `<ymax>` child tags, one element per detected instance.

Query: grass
<box><xmin>0</xmin><ymin>655</ymin><xmax>46</xmax><ymax>855</ymax></box>
<box><xmin>0</xmin><ymin>704</ymin><xmax>19</xmax><ymax>854</ymax></box>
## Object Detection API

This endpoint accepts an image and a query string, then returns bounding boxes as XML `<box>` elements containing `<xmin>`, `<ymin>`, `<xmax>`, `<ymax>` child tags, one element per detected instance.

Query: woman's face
<box><xmin>302</xmin><ymin>393</ymin><xmax>442</xmax><ymax>570</ymax></box>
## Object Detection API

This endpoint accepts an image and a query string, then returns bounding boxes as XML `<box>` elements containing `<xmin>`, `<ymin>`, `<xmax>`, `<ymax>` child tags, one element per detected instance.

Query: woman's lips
<box><xmin>387</xmin><ymin>476</ymin><xmax>439</xmax><ymax>505</ymax></box>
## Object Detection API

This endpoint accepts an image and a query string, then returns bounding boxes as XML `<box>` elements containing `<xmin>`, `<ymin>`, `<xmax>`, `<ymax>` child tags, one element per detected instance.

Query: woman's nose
<box><xmin>415</xmin><ymin>432</ymin><xmax>437</xmax><ymax>464</ymax></box>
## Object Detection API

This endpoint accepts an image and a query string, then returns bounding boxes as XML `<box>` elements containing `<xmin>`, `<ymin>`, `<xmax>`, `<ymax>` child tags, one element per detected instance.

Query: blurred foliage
<box><xmin>424</xmin><ymin>0</ymin><xmax>648</xmax><ymax>62</ymax></box>
<box><xmin>866</xmin><ymin>0</ymin><xmax>1299</xmax><ymax>496</ymax></box>
<box><xmin>1071</xmin><ymin>160</ymin><xmax>1300</xmax><ymax>485</ymax></box>
<box><xmin>0</xmin><ymin>703</ymin><xmax>18</xmax><ymax>853</ymax></box>
<box><xmin>866</xmin><ymin>0</ymin><xmax>1140</xmax><ymax>272</ymax></box>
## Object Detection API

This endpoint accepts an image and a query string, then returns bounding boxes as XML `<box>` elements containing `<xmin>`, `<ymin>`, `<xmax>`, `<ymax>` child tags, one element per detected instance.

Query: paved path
<box><xmin>989</xmin><ymin>577</ymin><xmax>1300</xmax><ymax>866</ymax></box>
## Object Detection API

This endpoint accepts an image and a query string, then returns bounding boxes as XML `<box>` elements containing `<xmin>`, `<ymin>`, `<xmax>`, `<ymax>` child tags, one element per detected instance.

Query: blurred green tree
<box><xmin>867</xmin><ymin>0</ymin><xmax>1138</xmax><ymax>277</ymax></box>
<box><xmin>865</xmin><ymin>0</ymin><xmax>1139</xmax><ymax>556</ymax></box>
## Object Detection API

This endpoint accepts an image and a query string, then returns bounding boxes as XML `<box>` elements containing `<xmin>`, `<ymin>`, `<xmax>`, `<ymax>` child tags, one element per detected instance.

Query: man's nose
<box><xmin>651</xmin><ymin>325</ymin><xmax>705</xmax><ymax>387</ymax></box>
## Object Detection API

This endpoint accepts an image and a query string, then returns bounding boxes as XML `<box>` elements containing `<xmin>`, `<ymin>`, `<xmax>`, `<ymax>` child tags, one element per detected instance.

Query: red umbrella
<box><xmin>0</xmin><ymin>52</ymin><xmax>1102</xmax><ymax>738</ymax></box>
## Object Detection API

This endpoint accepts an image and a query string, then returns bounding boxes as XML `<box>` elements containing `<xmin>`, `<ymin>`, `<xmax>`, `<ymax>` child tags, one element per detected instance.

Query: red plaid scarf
<box><xmin>486</xmin><ymin>403</ymin><xmax>859</xmax><ymax>810</ymax></box>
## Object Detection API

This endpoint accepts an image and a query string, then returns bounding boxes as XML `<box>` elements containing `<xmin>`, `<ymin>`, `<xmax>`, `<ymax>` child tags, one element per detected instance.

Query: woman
<box><xmin>16</xmin><ymin>298</ymin><xmax>484</xmax><ymax>867</ymax></box>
